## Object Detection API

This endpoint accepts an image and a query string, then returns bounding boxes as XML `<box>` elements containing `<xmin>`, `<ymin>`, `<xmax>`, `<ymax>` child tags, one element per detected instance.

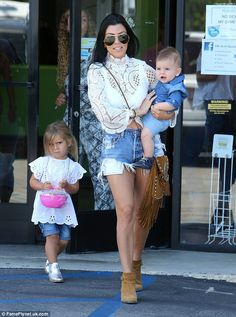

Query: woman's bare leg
<box><xmin>133</xmin><ymin>169</ymin><xmax>150</xmax><ymax>261</ymax></box>
<box><xmin>107</xmin><ymin>170</ymin><xmax>135</xmax><ymax>272</ymax></box>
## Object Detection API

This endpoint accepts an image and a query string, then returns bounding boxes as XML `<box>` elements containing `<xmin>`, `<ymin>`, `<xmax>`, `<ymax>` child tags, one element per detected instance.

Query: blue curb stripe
<box><xmin>88</xmin><ymin>300</ymin><xmax>122</xmax><ymax>317</ymax></box>
<box><xmin>143</xmin><ymin>275</ymin><xmax>157</xmax><ymax>287</ymax></box>
<box><xmin>0</xmin><ymin>297</ymin><xmax>119</xmax><ymax>304</ymax></box>
<box><xmin>0</xmin><ymin>271</ymin><xmax>113</xmax><ymax>280</ymax></box>
<box><xmin>0</xmin><ymin>271</ymin><xmax>158</xmax><ymax>317</ymax></box>
<box><xmin>87</xmin><ymin>275</ymin><xmax>157</xmax><ymax>317</ymax></box>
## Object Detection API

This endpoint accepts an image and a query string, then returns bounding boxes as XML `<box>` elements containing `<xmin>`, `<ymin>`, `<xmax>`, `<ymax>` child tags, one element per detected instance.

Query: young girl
<box><xmin>29</xmin><ymin>121</ymin><xmax>86</xmax><ymax>283</ymax></box>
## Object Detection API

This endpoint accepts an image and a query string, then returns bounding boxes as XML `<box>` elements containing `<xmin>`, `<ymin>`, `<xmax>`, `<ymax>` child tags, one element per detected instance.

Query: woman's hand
<box><xmin>55</xmin><ymin>92</ymin><xmax>66</xmax><ymax>108</ymax></box>
<box><xmin>135</xmin><ymin>91</ymin><xmax>156</xmax><ymax>117</ymax></box>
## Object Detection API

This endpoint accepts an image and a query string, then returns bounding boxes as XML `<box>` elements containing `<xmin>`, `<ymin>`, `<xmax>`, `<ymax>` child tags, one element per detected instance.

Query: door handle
<box><xmin>0</xmin><ymin>81</ymin><xmax>34</xmax><ymax>88</ymax></box>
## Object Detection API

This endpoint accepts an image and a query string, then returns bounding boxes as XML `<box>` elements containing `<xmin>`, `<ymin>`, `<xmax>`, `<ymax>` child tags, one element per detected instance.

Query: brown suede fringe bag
<box><xmin>139</xmin><ymin>155</ymin><xmax>171</xmax><ymax>229</ymax></box>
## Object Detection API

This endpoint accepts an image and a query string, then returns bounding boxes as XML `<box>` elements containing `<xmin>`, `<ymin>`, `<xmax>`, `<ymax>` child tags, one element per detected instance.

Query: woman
<box><xmin>87</xmin><ymin>13</ymin><xmax>172</xmax><ymax>304</ymax></box>
<box><xmin>56</xmin><ymin>9</ymin><xmax>96</xmax><ymax>95</ymax></box>
<box><xmin>55</xmin><ymin>9</ymin><xmax>114</xmax><ymax>210</ymax></box>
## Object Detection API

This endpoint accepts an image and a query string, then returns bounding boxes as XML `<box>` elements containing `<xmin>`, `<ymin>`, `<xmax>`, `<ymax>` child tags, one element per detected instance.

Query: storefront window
<box><xmin>0</xmin><ymin>1</ymin><xmax>29</xmax><ymax>204</ymax></box>
<box><xmin>181</xmin><ymin>1</ymin><xmax>236</xmax><ymax>249</ymax></box>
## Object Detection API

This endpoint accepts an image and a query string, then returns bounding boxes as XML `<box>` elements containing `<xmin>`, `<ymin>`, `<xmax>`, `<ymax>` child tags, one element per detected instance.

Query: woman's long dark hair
<box><xmin>90</xmin><ymin>13</ymin><xmax>139</xmax><ymax>64</ymax></box>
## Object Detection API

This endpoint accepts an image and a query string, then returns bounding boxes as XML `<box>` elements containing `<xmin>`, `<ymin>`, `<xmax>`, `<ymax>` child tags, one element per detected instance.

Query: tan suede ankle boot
<box><xmin>133</xmin><ymin>260</ymin><xmax>143</xmax><ymax>291</ymax></box>
<box><xmin>121</xmin><ymin>272</ymin><xmax>137</xmax><ymax>304</ymax></box>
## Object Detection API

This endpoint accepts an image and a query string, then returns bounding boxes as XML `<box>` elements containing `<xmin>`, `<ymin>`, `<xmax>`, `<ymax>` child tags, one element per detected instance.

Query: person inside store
<box><xmin>193</xmin><ymin>51</ymin><xmax>235</xmax><ymax>152</ymax></box>
<box><xmin>193</xmin><ymin>51</ymin><xmax>236</xmax><ymax>227</ymax></box>
<box><xmin>55</xmin><ymin>9</ymin><xmax>114</xmax><ymax>210</ymax></box>
<box><xmin>87</xmin><ymin>13</ymin><xmax>172</xmax><ymax>304</ymax></box>
<box><xmin>0</xmin><ymin>39</ymin><xmax>21</xmax><ymax>203</ymax></box>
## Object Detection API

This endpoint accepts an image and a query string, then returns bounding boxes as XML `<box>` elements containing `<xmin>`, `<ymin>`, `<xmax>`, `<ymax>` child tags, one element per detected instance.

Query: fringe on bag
<box><xmin>139</xmin><ymin>155</ymin><xmax>171</xmax><ymax>229</ymax></box>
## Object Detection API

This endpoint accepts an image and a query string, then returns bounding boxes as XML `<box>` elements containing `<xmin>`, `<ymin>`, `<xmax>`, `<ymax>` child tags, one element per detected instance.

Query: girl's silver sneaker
<box><xmin>48</xmin><ymin>262</ymin><xmax>64</xmax><ymax>283</ymax></box>
<box><xmin>45</xmin><ymin>260</ymin><xmax>49</xmax><ymax>274</ymax></box>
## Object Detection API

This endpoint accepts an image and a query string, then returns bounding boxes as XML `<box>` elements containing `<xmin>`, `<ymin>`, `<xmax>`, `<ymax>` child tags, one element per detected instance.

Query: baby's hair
<box><xmin>156</xmin><ymin>46</ymin><xmax>181</xmax><ymax>67</ymax></box>
<box><xmin>43</xmin><ymin>121</ymin><xmax>78</xmax><ymax>161</ymax></box>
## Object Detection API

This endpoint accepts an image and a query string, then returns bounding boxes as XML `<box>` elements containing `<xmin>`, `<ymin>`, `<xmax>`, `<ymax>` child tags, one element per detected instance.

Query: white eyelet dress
<box><xmin>29</xmin><ymin>156</ymin><xmax>86</xmax><ymax>227</ymax></box>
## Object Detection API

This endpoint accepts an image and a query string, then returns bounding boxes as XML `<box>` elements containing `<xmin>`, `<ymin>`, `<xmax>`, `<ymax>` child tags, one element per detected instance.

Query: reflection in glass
<box><xmin>0</xmin><ymin>83</ymin><xmax>28</xmax><ymax>204</ymax></box>
<box><xmin>181</xmin><ymin>1</ymin><xmax>236</xmax><ymax>248</ymax></box>
<box><xmin>0</xmin><ymin>0</ymin><xmax>29</xmax><ymax>203</ymax></box>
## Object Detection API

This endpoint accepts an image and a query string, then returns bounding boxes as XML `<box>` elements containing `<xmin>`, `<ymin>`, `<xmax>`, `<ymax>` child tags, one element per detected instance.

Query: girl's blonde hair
<box><xmin>43</xmin><ymin>121</ymin><xmax>78</xmax><ymax>161</ymax></box>
<box><xmin>56</xmin><ymin>9</ymin><xmax>96</xmax><ymax>90</ymax></box>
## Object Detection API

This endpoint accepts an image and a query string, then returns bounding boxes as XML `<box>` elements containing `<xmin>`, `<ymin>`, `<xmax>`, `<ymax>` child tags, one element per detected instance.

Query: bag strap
<box><xmin>41</xmin><ymin>156</ymin><xmax>70</xmax><ymax>184</ymax></box>
<box><xmin>103</xmin><ymin>63</ymin><xmax>130</xmax><ymax>109</ymax></box>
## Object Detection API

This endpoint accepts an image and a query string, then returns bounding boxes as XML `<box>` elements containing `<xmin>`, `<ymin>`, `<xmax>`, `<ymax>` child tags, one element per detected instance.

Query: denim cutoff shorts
<box><xmin>100</xmin><ymin>129</ymin><xmax>143</xmax><ymax>176</ymax></box>
<box><xmin>38</xmin><ymin>222</ymin><xmax>71</xmax><ymax>241</ymax></box>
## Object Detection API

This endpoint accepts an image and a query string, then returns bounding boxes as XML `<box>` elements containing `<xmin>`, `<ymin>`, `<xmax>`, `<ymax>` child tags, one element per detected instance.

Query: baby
<box><xmin>133</xmin><ymin>46</ymin><xmax>188</xmax><ymax>169</ymax></box>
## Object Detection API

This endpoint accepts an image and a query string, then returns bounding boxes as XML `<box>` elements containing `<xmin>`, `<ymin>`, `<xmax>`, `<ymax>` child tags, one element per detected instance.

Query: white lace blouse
<box><xmin>29</xmin><ymin>156</ymin><xmax>87</xmax><ymax>227</ymax></box>
<box><xmin>87</xmin><ymin>54</ymin><xmax>157</xmax><ymax>133</ymax></box>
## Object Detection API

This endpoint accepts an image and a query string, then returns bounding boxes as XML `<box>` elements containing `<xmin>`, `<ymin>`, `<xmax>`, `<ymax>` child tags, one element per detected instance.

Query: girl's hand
<box><xmin>58</xmin><ymin>179</ymin><xmax>68</xmax><ymax>190</ymax></box>
<box><xmin>29</xmin><ymin>175</ymin><xmax>53</xmax><ymax>191</ymax></box>
<box><xmin>135</xmin><ymin>91</ymin><xmax>156</xmax><ymax>117</ymax></box>
<box><xmin>58</xmin><ymin>180</ymin><xmax>80</xmax><ymax>195</ymax></box>
<box><xmin>43</xmin><ymin>181</ymin><xmax>53</xmax><ymax>190</ymax></box>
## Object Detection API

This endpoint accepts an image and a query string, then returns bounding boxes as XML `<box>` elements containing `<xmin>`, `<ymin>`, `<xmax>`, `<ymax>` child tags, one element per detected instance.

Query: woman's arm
<box><xmin>133</xmin><ymin>62</ymin><xmax>158</xmax><ymax>117</ymax></box>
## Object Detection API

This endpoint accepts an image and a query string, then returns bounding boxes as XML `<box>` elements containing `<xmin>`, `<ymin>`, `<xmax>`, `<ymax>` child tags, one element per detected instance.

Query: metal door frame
<box><xmin>0</xmin><ymin>0</ymin><xmax>39</xmax><ymax>243</ymax></box>
<box><xmin>67</xmin><ymin>0</ymin><xmax>178</xmax><ymax>252</ymax></box>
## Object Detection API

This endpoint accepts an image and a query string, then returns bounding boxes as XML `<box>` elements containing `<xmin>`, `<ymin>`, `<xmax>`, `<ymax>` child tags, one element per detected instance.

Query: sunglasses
<box><xmin>104</xmin><ymin>34</ymin><xmax>130</xmax><ymax>46</ymax></box>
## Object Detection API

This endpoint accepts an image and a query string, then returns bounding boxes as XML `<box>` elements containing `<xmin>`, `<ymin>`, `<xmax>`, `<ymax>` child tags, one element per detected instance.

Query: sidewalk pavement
<box><xmin>0</xmin><ymin>244</ymin><xmax>236</xmax><ymax>283</ymax></box>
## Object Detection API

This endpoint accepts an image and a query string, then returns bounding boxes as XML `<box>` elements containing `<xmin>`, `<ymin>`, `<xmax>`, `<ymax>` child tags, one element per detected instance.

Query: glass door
<box><xmin>179</xmin><ymin>0</ymin><xmax>236</xmax><ymax>251</ymax></box>
<box><xmin>0</xmin><ymin>0</ymin><xmax>39</xmax><ymax>243</ymax></box>
<box><xmin>71</xmin><ymin>0</ymin><xmax>169</xmax><ymax>213</ymax></box>
<box><xmin>68</xmin><ymin>0</ymin><xmax>172</xmax><ymax>251</ymax></box>
<box><xmin>35</xmin><ymin>0</ymin><xmax>173</xmax><ymax>251</ymax></box>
